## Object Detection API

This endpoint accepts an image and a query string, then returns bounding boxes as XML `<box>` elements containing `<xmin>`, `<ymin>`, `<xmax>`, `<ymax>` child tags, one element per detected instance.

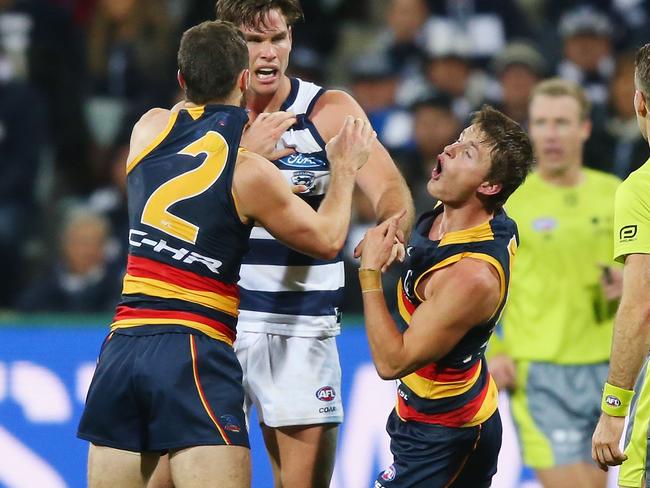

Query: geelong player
<box><xmin>77</xmin><ymin>20</ymin><xmax>374</xmax><ymax>488</ymax></box>
<box><xmin>359</xmin><ymin>106</ymin><xmax>533</xmax><ymax>487</ymax></box>
<box><xmin>215</xmin><ymin>1</ymin><xmax>414</xmax><ymax>487</ymax></box>
<box><xmin>592</xmin><ymin>43</ymin><xmax>650</xmax><ymax>488</ymax></box>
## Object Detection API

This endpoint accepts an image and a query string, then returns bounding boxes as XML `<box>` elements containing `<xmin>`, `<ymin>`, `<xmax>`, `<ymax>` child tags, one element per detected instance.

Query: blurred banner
<box><xmin>0</xmin><ymin>320</ymin><xmax>614</xmax><ymax>488</ymax></box>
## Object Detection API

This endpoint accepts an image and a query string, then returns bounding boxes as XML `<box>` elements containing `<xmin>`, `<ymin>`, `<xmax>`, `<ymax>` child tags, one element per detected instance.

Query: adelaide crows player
<box><xmin>77</xmin><ymin>20</ymin><xmax>374</xmax><ymax>488</ymax></box>
<box><xmin>358</xmin><ymin>106</ymin><xmax>533</xmax><ymax>487</ymax></box>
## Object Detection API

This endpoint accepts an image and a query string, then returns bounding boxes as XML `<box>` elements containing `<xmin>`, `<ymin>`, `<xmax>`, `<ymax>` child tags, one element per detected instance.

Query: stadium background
<box><xmin>0</xmin><ymin>0</ymin><xmax>648</xmax><ymax>486</ymax></box>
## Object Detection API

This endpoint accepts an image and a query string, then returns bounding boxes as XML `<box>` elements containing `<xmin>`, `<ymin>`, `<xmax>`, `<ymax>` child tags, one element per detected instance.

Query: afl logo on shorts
<box><xmin>381</xmin><ymin>464</ymin><xmax>396</xmax><ymax>481</ymax></box>
<box><xmin>219</xmin><ymin>414</ymin><xmax>242</xmax><ymax>433</ymax></box>
<box><xmin>316</xmin><ymin>386</ymin><xmax>336</xmax><ymax>402</ymax></box>
<box><xmin>619</xmin><ymin>225</ymin><xmax>637</xmax><ymax>242</ymax></box>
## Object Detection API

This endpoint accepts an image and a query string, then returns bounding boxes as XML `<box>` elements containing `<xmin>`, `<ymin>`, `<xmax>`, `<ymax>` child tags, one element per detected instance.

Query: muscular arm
<box><xmin>233</xmin><ymin>150</ymin><xmax>357</xmax><ymax>260</ymax></box>
<box><xmin>362</xmin><ymin>259</ymin><xmax>501</xmax><ymax>379</ymax></box>
<box><xmin>606</xmin><ymin>254</ymin><xmax>650</xmax><ymax>389</ymax></box>
<box><xmin>312</xmin><ymin>90</ymin><xmax>415</xmax><ymax>238</ymax></box>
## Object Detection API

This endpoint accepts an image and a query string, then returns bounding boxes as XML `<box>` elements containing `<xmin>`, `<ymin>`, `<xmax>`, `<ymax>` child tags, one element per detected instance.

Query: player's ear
<box><xmin>634</xmin><ymin>90</ymin><xmax>647</xmax><ymax>118</ymax></box>
<box><xmin>478</xmin><ymin>181</ymin><xmax>502</xmax><ymax>197</ymax></box>
<box><xmin>238</xmin><ymin>69</ymin><xmax>250</xmax><ymax>92</ymax></box>
<box><xmin>177</xmin><ymin>70</ymin><xmax>186</xmax><ymax>91</ymax></box>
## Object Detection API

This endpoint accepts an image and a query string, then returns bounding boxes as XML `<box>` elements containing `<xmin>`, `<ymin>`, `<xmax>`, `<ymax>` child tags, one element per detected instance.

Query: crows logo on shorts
<box><xmin>380</xmin><ymin>464</ymin><xmax>396</xmax><ymax>481</ymax></box>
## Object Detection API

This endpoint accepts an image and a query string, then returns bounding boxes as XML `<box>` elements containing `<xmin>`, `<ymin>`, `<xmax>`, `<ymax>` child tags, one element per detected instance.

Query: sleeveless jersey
<box><xmin>237</xmin><ymin>78</ymin><xmax>344</xmax><ymax>337</ymax></box>
<box><xmin>110</xmin><ymin>104</ymin><xmax>251</xmax><ymax>346</ymax></box>
<box><xmin>395</xmin><ymin>205</ymin><xmax>518</xmax><ymax>427</ymax></box>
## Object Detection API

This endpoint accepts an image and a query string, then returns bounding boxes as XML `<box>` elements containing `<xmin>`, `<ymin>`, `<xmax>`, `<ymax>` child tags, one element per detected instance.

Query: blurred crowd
<box><xmin>1</xmin><ymin>0</ymin><xmax>649</xmax><ymax>314</ymax></box>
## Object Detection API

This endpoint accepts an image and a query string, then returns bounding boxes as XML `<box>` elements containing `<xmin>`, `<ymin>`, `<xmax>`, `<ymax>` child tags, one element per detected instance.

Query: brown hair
<box><xmin>635</xmin><ymin>43</ymin><xmax>650</xmax><ymax>95</ymax></box>
<box><xmin>530</xmin><ymin>78</ymin><xmax>591</xmax><ymax>120</ymax></box>
<box><xmin>215</xmin><ymin>0</ymin><xmax>304</xmax><ymax>29</ymax></box>
<box><xmin>472</xmin><ymin>105</ymin><xmax>533</xmax><ymax>212</ymax></box>
<box><xmin>177</xmin><ymin>20</ymin><xmax>248</xmax><ymax>104</ymax></box>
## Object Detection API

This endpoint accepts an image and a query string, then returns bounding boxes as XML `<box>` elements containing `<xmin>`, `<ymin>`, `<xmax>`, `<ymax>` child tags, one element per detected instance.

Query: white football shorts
<box><xmin>234</xmin><ymin>330</ymin><xmax>344</xmax><ymax>427</ymax></box>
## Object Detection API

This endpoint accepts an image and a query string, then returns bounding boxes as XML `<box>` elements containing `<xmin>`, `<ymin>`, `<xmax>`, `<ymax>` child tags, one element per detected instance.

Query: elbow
<box><xmin>374</xmin><ymin>361</ymin><xmax>403</xmax><ymax>381</ymax></box>
<box><xmin>312</xmin><ymin>238</ymin><xmax>344</xmax><ymax>260</ymax></box>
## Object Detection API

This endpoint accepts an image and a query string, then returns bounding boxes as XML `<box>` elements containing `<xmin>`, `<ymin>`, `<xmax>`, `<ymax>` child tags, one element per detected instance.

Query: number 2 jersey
<box><xmin>110</xmin><ymin>104</ymin><xmax>251</xmax><ymax>346</ymax></box>
<box><xmin>395</xmin><ymin>205</ymin><xmax>518</xmax><ymax>427</ymax></box>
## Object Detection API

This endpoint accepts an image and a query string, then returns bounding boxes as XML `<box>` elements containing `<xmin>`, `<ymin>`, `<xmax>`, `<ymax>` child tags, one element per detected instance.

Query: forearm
<box><xmin>362</xmin><ymin>288</ymin><xmax>407</xmax><ymax>380</ymax></box>
<box><xmin>608</xmin><ymin>300</ymin><xmax>650</xmax><ymax>389</ymax></box>
<box><xmin>372</xmin><ymin>176</ymin><xmax>415</xmax><ymax>238</ymax></box>
<box><xmin>313</xmin><ymin>168</ymin><xmax>358</xmax><ymax>253</ymax></box>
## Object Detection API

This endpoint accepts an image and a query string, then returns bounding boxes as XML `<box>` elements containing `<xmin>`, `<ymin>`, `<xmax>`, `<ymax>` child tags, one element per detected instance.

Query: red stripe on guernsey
<box><xmin>127</xmin><ymin>255</ymin><xmax>238</xmax><ymax>298</ymax></box>
<box><xmin>401</xmin><ymin>288</ymin><xmax>416</xmax><ymax>315</ymax></box>
<box><xmin>114</xmin><ymin>306</ymin><xmax>236</xmax><ymax>342</ymax></box>
<box><xmin>414</xmin><ymin>360</ymin><xmax>480</xmax><ymax>382</ymax></box>
<box><xmin>398</xmin><ymin>378</ymin><xmax>490</xmax><ymax>427</ymax></box>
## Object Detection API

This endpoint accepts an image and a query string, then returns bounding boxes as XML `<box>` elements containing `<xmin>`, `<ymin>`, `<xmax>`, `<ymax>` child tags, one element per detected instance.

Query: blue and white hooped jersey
<box><xmin>237</xmin><ymin>78</ymin><xmax>344</xmax><ymax>337</ymax></box>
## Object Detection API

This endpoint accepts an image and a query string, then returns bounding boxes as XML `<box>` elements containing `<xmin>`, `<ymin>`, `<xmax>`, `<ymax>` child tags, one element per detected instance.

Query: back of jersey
<box><xmin>111</xmin><ymin>104</ymin><xmax>251</xmax><ymax>346</ymax></box>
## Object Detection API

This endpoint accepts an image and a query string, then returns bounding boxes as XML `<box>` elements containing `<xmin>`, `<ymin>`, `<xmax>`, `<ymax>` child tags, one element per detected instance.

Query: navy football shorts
<box><xmin>78</xmin><ymin>329</ymin><xmax>249</xmax><ymax>452</ymax></box>
<box><xmin>375</xmin><ymin>409</ymin><xmax>502</xmax><ymax>488</ymax></box>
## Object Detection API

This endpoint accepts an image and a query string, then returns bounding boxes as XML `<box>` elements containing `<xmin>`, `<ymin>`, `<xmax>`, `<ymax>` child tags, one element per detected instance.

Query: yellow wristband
<box><xmin>359</xmin><ymin>268</ymin><xmax>382</xmax><ymax>293</ymax></box>
<box><xmin>601</xmin><ymin>382</ymin><xmax>635</xmax><ymax>417</ymax></box>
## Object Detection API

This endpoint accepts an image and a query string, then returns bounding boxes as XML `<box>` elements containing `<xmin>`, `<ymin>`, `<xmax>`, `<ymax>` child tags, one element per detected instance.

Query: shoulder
<box><xmin>127</xmin><ymin>108</ymin><xmax>174</xmax><ymax>165</ymax></box>
<box><xmin>585</xmin><ymin>168</ymin><xmax>622</xmax><ymax>191</ymax></box>
<box><xmin>310</xmin><ymin>89</ymin><xmax>367</xmax><ymax>140</ymax></box>
<box><xmin>235</xmin><ymin>150</ymin><xmax>279</xmax><ymax>183</ymax></box>
<box><xmin>426</xmin><ymin>258</ymin><xmax>500</xmax><ymax>299</ymax></box>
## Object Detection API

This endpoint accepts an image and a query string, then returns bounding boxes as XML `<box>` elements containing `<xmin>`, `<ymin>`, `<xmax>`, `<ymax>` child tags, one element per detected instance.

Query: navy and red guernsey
<box><xmin>395</xmin><ymin>204</ymin><xmax>519</xmax><ymax>427</ymax></box>
<box><xmin>111</xmin><ymin>104</ymin><xmax>252</xmax><ymax>346</ymax></box>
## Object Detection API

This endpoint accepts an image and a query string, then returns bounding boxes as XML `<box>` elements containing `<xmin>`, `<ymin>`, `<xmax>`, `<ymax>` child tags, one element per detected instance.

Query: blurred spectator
<box><xmin>0</xmin><ymin>75</ymin><xmax>46</xmax><ymax>307</ymax></box>
<box><xmin>557</xmin><ymin>6</ymin><xmax>616</xmax><ymax>127</ymax></box>
<box><xmin>16</xmin><ymin>207</ymin><xmax>123</xmax><ymax>313</ymax></box>
<box><xmin>0</xmin><ymin>0</ymin><xmax>90</xmax><ymax>195</ymax></box>
<box><xmin>423</xmin><ymin>0</ymin><xmax>534</xmax><ymax>66</ymax></box>
<box><xmin>349</xmin><ymin>54</ymin><xmax>413</xmax><ymax>153</ymax></box>
<box><xmin>585</xmin><ymin>51</ymin><xmax>650</xmax><ymax>178</ymax></box>
<box><xmin>86</xmin><ymin>140</ymin><xmax>128</xmax><ymax>266</ymax></box>
<box><xmin>374</xmin><ymin>0</ymin><xmax>429</xmax><ymax>78</ymax></box>
<box><xmin>489</xmin><ymin>41</ymin><xmax>546</xmax><ymax>127</ymax></box>
<box><xmin>86</xmin><ymin>0</ymin><xmax>176</xmax><ymax>109</ymax></box>
<box><xmin>396</xmin><ymin>92</ymin><xmax>461</xmax><ymax>214</ymax></box>
<box><xmin>287</xmin><ymin>46</ymin><xmax>325</xmax><ymax>85</ymax></box>
<box><xmin>424</xmin><ymin>46</ymin><xmax>488</xmax><ymax>121</ymax></box>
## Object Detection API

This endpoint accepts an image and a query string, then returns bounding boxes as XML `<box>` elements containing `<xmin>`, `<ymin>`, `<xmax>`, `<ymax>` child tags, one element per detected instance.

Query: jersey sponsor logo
<box><xmin>605</xmin><ymin>395</ymin><xmax>622</xmax><ymax>407</ymax></box>
<box><xmin>532</xmin><ymin>217</ymin><xmax>557</xmax><ymax>232</ymax></box>
<box><xmin>129</xmin><ymin>229</ymin><xmax>223</xmax><ymax>274</ymax></box>
<box><xmin>619</xmin><ymin>225</ymin><xmax>638</xmax><ymax>241</ymax></box>
<box><xmin>219</xmin><ymin>414</ymin><xmax>242</xmax><ymax>433</ymax></box>
<box><xmin>316</xmin><ymin>386</ymin><xmax>336</xmax><ymax>402</ymax></box>
<box><xmin>291</xmin><ymin>170</ymin><xmax>316</xmax><ymax>191</ymax></box>
<box><xmin>380</xmin><ymin>464</ymin><xmax>396</xmax><ymax>481</ymax></box>
<box><xmin>280</xmin><ymin>153</ymin><xmax>326</xmax><ymax>168</ymax></box>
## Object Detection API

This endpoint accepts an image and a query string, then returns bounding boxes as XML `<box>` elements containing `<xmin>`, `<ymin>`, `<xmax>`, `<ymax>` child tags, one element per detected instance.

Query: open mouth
<box><xmin>255</xmin><ymin>67</ymin><xmax>278</xmax><ymax>82</ymax></box>
<box><xmin>431</xmin><ymin>156</ymin><xmax>443</xmax><ymax>180</ymax></box>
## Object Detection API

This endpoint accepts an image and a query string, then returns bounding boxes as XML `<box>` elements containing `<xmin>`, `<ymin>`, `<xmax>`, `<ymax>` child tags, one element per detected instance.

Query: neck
<box><xmin>181</xmin><ymin>91</ymin><xmax>242</xmax><ymax>109</ymax></box>
<box><xmin>537</xmin><ymin>162</ymin><xmax>584</xmax><ymax>187</ymax></box>
<box><xmin>246</xmin><ymin>76</ymin><xmax>292</xmax><ymax>116</ymax></box>
<box><xmin>432</xmin><ymin>200</ymin><xmax>494</xmax><ymax>239</ymax></box>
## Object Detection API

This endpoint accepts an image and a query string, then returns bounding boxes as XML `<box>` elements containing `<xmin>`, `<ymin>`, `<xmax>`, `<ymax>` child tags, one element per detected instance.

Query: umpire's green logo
<box><xmin>619</xmin><ymin>225</ymin><xmax>638</xmax><ymax>241</ymax></box>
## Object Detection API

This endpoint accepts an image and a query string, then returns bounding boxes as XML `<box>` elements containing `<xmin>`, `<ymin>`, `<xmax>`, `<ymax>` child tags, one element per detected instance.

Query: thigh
<box><xmin>169</xmin><ymin>445</ymin><xmax>250</xmax><ymax>488</ymax></box>
<box><xmin>262</xmin><ymin>423</ymin><xmax>338</xmax><ymax>488</ymax></box>
<box><xmin>245</xmin><ymin>334</ymin><xmax>343</xmax><ymax>427</ymax></box>
<box><xmin>510</xmin><ymin>361</ymin><xmax>602</xmax><ymax>469</ymax></box>
<box><xmin>88</xmin><ymin>443</ymin><xmax>159</xmax><ymax>488</ymax></box>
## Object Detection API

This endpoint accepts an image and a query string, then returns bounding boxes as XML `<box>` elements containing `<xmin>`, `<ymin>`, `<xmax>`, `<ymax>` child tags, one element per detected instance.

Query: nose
<box><xmin>259</xmin><ymin>41</ymin><xmax>277</xmax><ymax>61</ymax></box>
<box><xmin>443</xmin><ymin>142</ymin><xmax>458</xmax><ymax>157</ymax></box>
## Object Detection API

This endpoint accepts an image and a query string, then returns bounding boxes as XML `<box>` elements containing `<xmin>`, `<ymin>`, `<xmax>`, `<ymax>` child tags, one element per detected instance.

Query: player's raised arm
<box><xmin>312</xmin><ymin>89</ymin><xmax>415</xmax><ymax>240</ymax></box>
<box><xmin>233</xmin><ymin>116</ymin><xmax>375</xmax><ymax>259</ymax></box>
